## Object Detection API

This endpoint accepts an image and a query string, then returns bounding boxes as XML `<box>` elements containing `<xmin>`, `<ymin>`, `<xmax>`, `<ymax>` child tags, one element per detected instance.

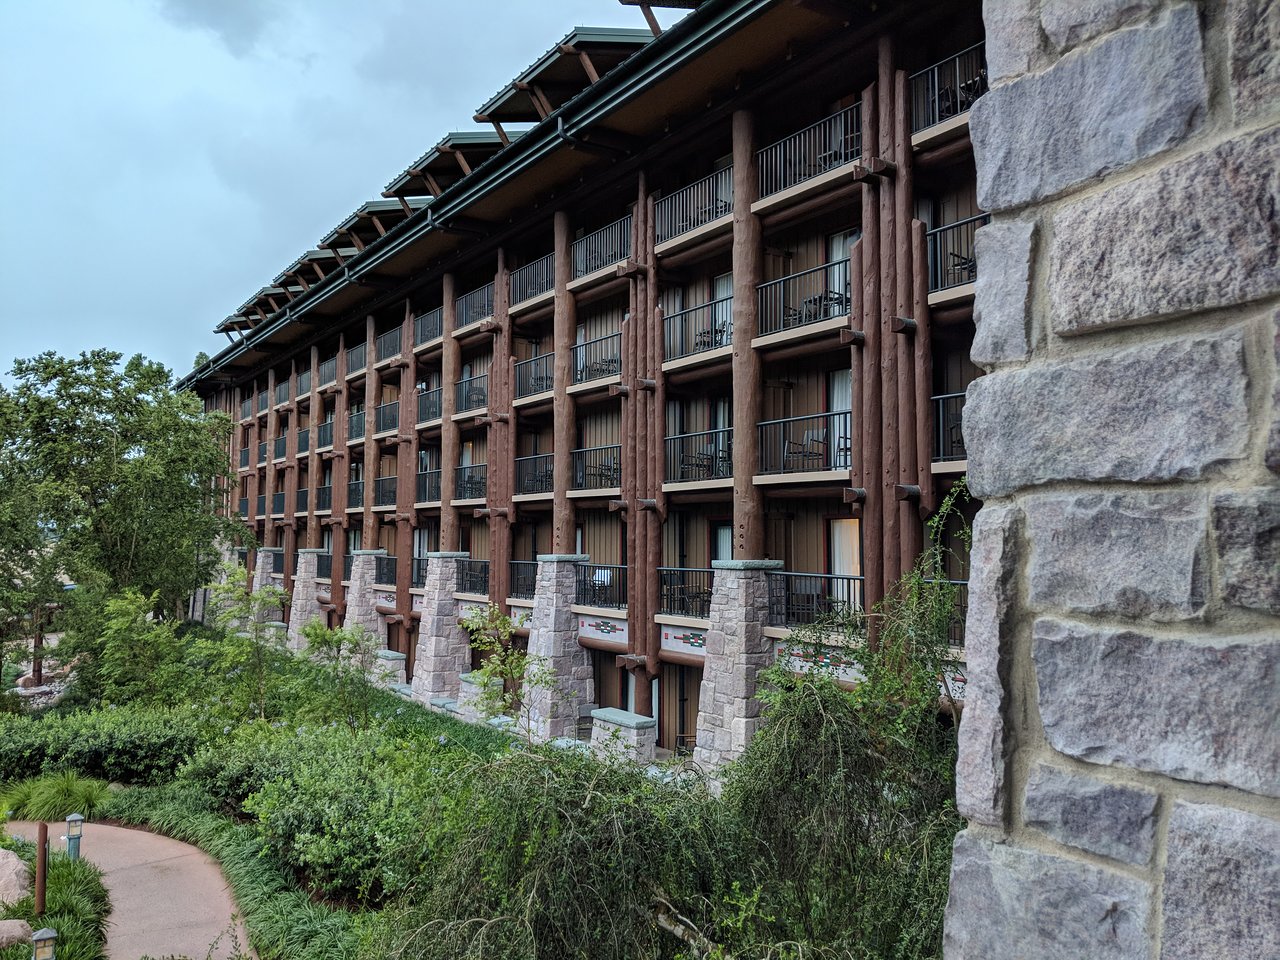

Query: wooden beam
<box><xmin>422</xmin><ymin>171</ymin><xmax>443</xmax><ymax>196</ymax></box>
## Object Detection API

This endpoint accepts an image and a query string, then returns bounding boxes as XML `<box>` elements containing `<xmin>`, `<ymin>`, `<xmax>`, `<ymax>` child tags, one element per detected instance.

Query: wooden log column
<box><xmin>395</xmin><ymin>301</ymin><xmax>417</xmax><ymax>628</ymax></box>
<box><xmin>892</xmin><ymin>66</ymin><xmax>922</xmax><ymax>566</ymax></box>
<box><xmin>488</xmin><ymin>252</ymin><xmax>513</xmax><ymax>609</ymax></box>
<box><xmin>911</xmin><ymin>219</ymin><xmax>936</xmax><ymax>514</ymax></box>
<box><xmin>730</xmin><ymin>109</ymin><xmax>766</xmax><ymax>559</ymax></box>
<box><xmin>440</xmin><ymin>274</ymin><xmax>461</xmax><ymax>549</ymax></box>
<box><xmin>858</xmin><ymin>81</ymin><xmax>885</xmax><ymax>629</ymax></box>
<box><xmin>327</xmin><ymin>331</ymin><xmax>352</xmax><ymax>616</ymax></box>
<box><xmin>361</xmin><ymin>315</ymin><xmax>379</xmax><ymax>550</ymax></box>
<box><xmin>877</xmin><ymin>38</ymin><xmax>901</xmax><ymax>604</ymax></box>
<box><xmin>304</xmin><ymin>344</ymin><xmax>321</xmax><ymax>549</ymax></box>
<box><xmin>551</xmin><ymin>211</ymin><xmax>578</xmax><ymax>552</ymax></box>
<box><xmin>643</xmin><ymin>192</ymin><xmax>664</xmax><ymax>699</ymax></box>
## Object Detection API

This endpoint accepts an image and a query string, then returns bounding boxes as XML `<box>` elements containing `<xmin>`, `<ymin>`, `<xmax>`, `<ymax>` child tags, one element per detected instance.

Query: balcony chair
<box><xmin>588</xmin><ymin>457</ymin><xmax>621</xmax><ymax>487</ymax></box>
<box><xmin>784</xmin><ymin>428</ymin><xmax>828</xmax><ymax>471</ymax></box>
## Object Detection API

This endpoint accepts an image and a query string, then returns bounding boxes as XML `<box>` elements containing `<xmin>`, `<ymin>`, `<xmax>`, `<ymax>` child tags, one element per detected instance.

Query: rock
<box><xmin>1023</xmin><ymin>763</ymin><xmax>1158</xmax><ymax>865</ymax></box>
<box><xmin>1161</xmin><ymin>801</ymin><xmax>1280</xmax><ymax>960</ymax></box>
<box><xmin>971</xmin><ymin>219</ymin><xmax>1035</xmax><ymax>369</ymax></box>
<box><xmin>1024</xmin><ymin>491</ymin><xmax>1208</xmax><ymax>621</ymax></box>
<box><xmin>1041</xmin><ymin>0</ymin><xmax>1159</xmax><ymax>52</ymax></box>
<box><xmin>1048</xmin><ymin>127</ymin><xmax>1280</xmax><ymax>333</ymax></box>
<box><xmin>0</xmin><ymin>920</ymin><xmax>32</xmax><ymax>949</ymax></box>
<box><xmin>955</xmin><ymin>505</ymin><xmax>1022</xmax><ymax>826</ymax></box>
<box><xmin>972</xmin><ymin>4</ymin><xmax>1206</xmax><ymax>211</ymax></box>
<box><xmin>982</xmin><ymin>0</ymin><xmax>1042</xmax><ymax>83</ymax></box>
<box><xmin>1229</xmin><ymin>0</ymin><xmax>1280</xmax><ymax>119</ymax></box>
<box><xmin>0</xmin><ymin>849</ymin><xmax>31</xmax><ymax>905</ymax></box>
<box><xmin>1213</xmin><ymin>488</ymin><xmax>1280</xmax><ymax>615</ymax></box>
<box><xmin>944</xmin><ymin>831</ymin><xmax>1152</xmax><ymax>959</ymax></box>
<box><xmin>1271</xmin><ymin>313</ymin><xmax>1280</xmax><ymax>474</ymax></box>
<box><xmin>1033</xmin><ymin>617</ymin><xmax>1280</xmax><ymax>797</ymax></box>
<box><xmin>965</xmin><ymin>328</ymin><xmax>1248</xmax><ymax>498</ymax></box>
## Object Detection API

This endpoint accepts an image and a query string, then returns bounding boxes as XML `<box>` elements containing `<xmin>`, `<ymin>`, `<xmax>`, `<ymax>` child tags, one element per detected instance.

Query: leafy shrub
<box><xmin>0</xmin><ymin>835</ymin><xmax>110</xmax><ymax>960</ymax></box>
<box><xmin>1</xmin><ymin>771</ymin><xmax>111</xmax><ymax>820</ymax></box>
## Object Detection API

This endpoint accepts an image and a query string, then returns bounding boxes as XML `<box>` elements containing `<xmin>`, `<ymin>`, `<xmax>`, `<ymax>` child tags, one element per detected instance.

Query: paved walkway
<box><xmin>8</xmin><ymin>821</ymin><xmax>252</xmax><ymax>959</ymax></box>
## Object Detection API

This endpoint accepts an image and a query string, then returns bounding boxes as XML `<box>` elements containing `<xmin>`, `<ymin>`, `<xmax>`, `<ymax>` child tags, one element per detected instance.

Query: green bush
<box><xmin>1</xmin><ymin>771</ymin><xmax>111</xmax><ymax>820</ymax></box>
<box><xmin>0</xmin><ymin>835</ymin><xmax>110</xmax><ymax>960</ymax></box>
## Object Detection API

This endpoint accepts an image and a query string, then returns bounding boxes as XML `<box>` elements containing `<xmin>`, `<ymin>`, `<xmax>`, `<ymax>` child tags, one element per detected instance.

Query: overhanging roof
<box><xmin>383</xmin><ymin>131</ymin><xmax>514</xmax><ymax>199</ymax></box>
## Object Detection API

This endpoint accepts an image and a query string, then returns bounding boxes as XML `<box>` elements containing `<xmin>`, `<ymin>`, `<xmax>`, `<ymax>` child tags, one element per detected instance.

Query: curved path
<box><xmin>7</xmin><ymin>821</ymin><xmax>252</xmax><ymax>959</ymax></box>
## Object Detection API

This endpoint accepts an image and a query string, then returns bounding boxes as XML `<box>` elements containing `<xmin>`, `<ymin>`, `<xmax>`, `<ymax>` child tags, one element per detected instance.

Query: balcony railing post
<box><xmin>571</xmin><ymin>215</ymin><xmax>633</xmax><ymax>278</ymax></box>
<box><xmin>926</xmin><ymin>213</ymin><xmax>990</xmax><ymax>292</ymax></box>
<box><xmin>570</xmin><ymin>445</ymin><xmax>622</xmax><ymax>490</ymax></box>
<box><xmin>756</xmin><ymin>259</ymin><xmax>851</xmax><ymax>335</ymax></box>
<box><xmin>571</xmin><ymin>332</ymin><xmax>622</xmax><ymax>384</ymax></box>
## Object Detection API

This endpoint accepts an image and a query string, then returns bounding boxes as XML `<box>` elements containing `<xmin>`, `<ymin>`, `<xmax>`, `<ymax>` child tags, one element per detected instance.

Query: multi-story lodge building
<box><xmin>183</xmin><ymin>0</ymin><xmax>985</xmax><ymax>761</ymax></box>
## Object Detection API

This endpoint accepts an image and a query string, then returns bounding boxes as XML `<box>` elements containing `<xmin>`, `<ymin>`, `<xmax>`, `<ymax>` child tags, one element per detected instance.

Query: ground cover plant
<box><xmin>0</xmin><ymin>835</ymin><xmax>110</xmax><ymax>960</ymax></box>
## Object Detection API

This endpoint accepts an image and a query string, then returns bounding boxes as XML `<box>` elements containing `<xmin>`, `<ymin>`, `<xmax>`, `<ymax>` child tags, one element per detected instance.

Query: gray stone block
<box><xmin>971</xmin><ymin>219</ymin><xmax>1035</xmax><ymax>369</ymax></box>
<box><xmin>1023</xmin><ymin>763</ymin><xmax>1158</xmax><ymax>865</ymax></box>
<box><xmin>1041</xmin><ymin>0</ymin><xmax>1158</xmax><ymax>52</ymax></box>
<box><xmin>966</xmin><ymin>329</ymin><xmax>1248</xmax><ymax>498</ymax></box>
<box><xmin>1049</xmin><ymin>127</ymin><xmax>1280</xmax><ymax>333</ymax></box>
<box><xmin>972</xmin><ymin>5</ymin><xmax>1206</xmax><ymax>211</ymax></box>
<box><xmin>1024</xmin><ymin>492</ymin><xmax>1208</xmax><ymax>621</ymax></box>
<box><xmin>1161</xmin><ymin>802</ymin><xmax>1280</xmax><ymax>960</ymax></box>
<box><xmin>1229</xmin><ymin>0</ymin><xmax>1279</xmax><ymax>119</ymax></box>
<box><xmin>1213</xmin><ymin>488</ymin><xmax>1280</xmax><ymax>616</ymax></box>
<box><xmin>1033</xmin><ymin>617</ymin><xmax>1280</xmax><ymax>797</ymax></box>
<box><xmin>982</xmin><ymin>0</ymin><xmax>1042</xmax><ymax>82</ymax></box>
<box><xmin>944</xmin><ymin>831</ymin><xmax>1152</xmax><ymax>959</ymax></box>
<box><xmin>1271</xmin><ymin>312</ymin><xmax>1280</xmax><ymax>474</ymax></box>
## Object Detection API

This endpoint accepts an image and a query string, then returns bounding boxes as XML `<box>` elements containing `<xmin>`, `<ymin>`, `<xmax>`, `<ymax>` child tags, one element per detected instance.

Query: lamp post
<box><xmin>64</xmin><ymin>814</ymin><xmax>83</xmax><ymax>861</ymax></box>
<box><xmin>31</xmin><ymin>928</ymin><xmax>56</xmax><ymax>960</ymax></box>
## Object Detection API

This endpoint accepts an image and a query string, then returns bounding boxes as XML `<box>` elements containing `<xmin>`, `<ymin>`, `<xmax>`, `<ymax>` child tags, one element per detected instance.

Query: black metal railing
<box><xmin>316</xmin><ymin>420</ymin><xmax>333</xmax><ymax>448</ymax></box>
<box><xmin>757</xmin><ymin>259</ymin><xmax>851</xmax><ymax>335</ymax></box>
<box><xmin>572</xmin><ymin>445</ymin><xmax>622</xmax><ymax>489</ymax></box>
<box><xmin>257</xmin><ymin>441</ymin><xmax>267</xmax><ymax>465</ymax></box>
<box><xmin>456</xmin><ymin>281</ymin><xmax>495</xmax><ymax>328</ymax></box>
<box><xmin>345</xmin><ymin>341</ymin><xmax>366</xmax><ymax>375</ymax></box>
<box><xmin>270</xmin><ymin>550</ymin><xmax>285</xmax><ymax>575</ymax></box>
<box><xmin>515</xmin><ymin>353</ymin><xmax>555</xmax><ymax>397</ymax></box>
<box><xmin>767</xmin><ymin>571</ymin><xmax>864</xmax><ymax>627</ymax></box>
<box><xmin>374</xmin><ymin>476</ymin><xmax>397</xmax><ymax>507</ymax></box>
<box><xmin>375</xmin><ymin>400</ymin><xmax>399</xmax><ymax>433</ymax></box>
<box><xmin>348</xmin><ymin>479</ymin><xmax>364</xmax><ymax>508</ymax></box>
<box><xmin>658</xmin><ymin>567</ymin><xmax>714</xmax><ymax>619</ymax></box>
<box><xmin>576</xmin><ymin>563</ymin><xmax>627</xmax><ymax>608</ymax></box>
<box><xmin>296</xmin><ymin>370</ymin><xmax>311</xmax><ymax>397</ymax></box>
<box><xmin>509</xmin><ymin>560</ymin><xmax>538</xmax><ymax>600</ymax></box>
<box><xmin>926</xmin><ymin>578</ymin><xmax>969</xmax><ymax>647</ymax></box>
<box><xmin>416</xmin><ymin>469</ymin><xmax>441</xmax><ymax>503</ymax></box>
<box><xmin>412</xmin><ymin>557</ymin><xmax>428</xmax><ymax>588</ymax></box>
<box><xmin>757</xmin><ymin>411</ymin><xmax>853</xmax><ymax>475</ymax></box>
<box><xmin>295</xmin><ymin>487</ymin><xmax>308</xmax><ymax>513</ymax></box>
<box><xmin>927</xmin><ymin>213</ymin><xmax>989</xmax><ymax>291</ymax></box>
<box><xmin>240</xmin><ymin>398</ymin><xmax>252</xmax><ymax>420</ymax></box>
<box><xmin>274</xmin><ymin>381</ymin><xmax>289</xmax><ymax>406</ymax></box>
<box><xmin>375</xmin><ymin>555</ymin><xmax>397</xmax><ymax>585</ymax></box>
<box><xmin>572</xmin><ymin>215</ymin><xmax>632</xmax><ymax>278</ymax></box>
<box><xmin>297</xmin><ymin>427</ymin><xmax>310</xmax><ymax>454</ymax></box>
<box><xmin>909</xmin><ymin>42</ymin><xmax>987</xmax><ymax>133</ymax></box>
<box><xmin>273</xmin><ymin>436</ymin><xmax>287</xmax><ymax>460</ymax></box>
<box><xmin>257</xmin><ymin>391</ymin><xmax>268</xmax><ymax>413</ymax></box>
<box><xmin>455</xmin><ymin>463</ymin><xmax>487</xmax><ymax>500</ymax></box>
<box><xmin>316</xmin><ymin>485</ymin><xmax>332</xmax><ymax>511</ymax></box>
<box><xmin>655</xmin><ymin>167</ymin><xmax>733</xmax><ymax>243</ymax></box>
<box><xmin>318</xmin><ymin>357</ymin><xmax>338</xmax><ymax>386</ymax></box>
<box><xmin>343</xmin><ymin>554</ymin><xmax>353</xmax><ymax>580</ymax></box>
<box><xmin>663</xmin><ymin>296</ymin><xmax>733</xmax><ymax>361</ymax></box>
<box><xmin>456</xmin><ymin>373</ymin><xmax>488</xmax><ymax>412</ymax></box>
<box><xmin>666</xmin><ymin>428</ymin><xmax>733</xmax><ymax>482</ymax></box>
<box><xmin>375</xmin><ymin>328</ymin><xmax>402</xmax><ymax>363</ymax></box>
<box><xmin>271</xmin><ymin>491</ymin><xmax>285</xmax><ymax>515</ymax></box>
<box><xmin>348</xmin><ymin>409</ymin><xmax>365</xmax><ymax>440</ymax></box>
<box><xmin>414</xmin><ymin>307</ymin><xmax>443</xmax><ymax>345</ymax></box>
<box><xmin>238</xmin><ymin>447</ymin><xmax>249</xmax><ymax>468</ymax></box>
<box><xmin>510</xmin><ymin>252</ymin><xmax>554</xmax><ymax>304</ymax></box>
<box><xmin>417</xmin><ymin>387</ymin><xmax>442</xmax><ymax>423</ymax></box>
<box><xmin>456</xmin><ymin>559</ymin><xmax>490</xmax><ymax>595</ymax></box>
<box><xmin>255</xmin><ymin>493</ymin><xmax>266</xmax><ymax>516</ymax></box>
<box><xmin>515</xmin><ymin>454</ymin><xmax>555</xmax><ymax>495</ymax></box>
<box><xmin>238</xmin><ymin>497</ymin><xmax>249</xmax><ymax>517</ymax></box>
<box><xmin>316</xmin><ymin>553</ymin><xmax>333</xmax><ymax>579</ymax></box>
<box><xmin>758</xmin><ymin>102</ymin><xmax>862</xmax><ymax>198</ymax></box>
<box><xmin>933</xmin><ymin>392</ymin><xmax>966</xmax><ymax>462</ymax></box>
<box><xmin>572</xmin><ymin>332</ymin><xmax>622</xmax><ymax>383</ymax></box>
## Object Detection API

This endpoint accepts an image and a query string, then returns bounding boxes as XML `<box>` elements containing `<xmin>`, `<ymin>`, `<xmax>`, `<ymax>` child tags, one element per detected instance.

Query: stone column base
<box><xmin>590</xmin><ymin>707</ymin><xmax>657</xmax><ymax>762</ymax></box>
<box><xmin>525</xmin><ymin>555</ymin><xmax>594</xmax><ymax>742</ymax></box>
<box><xmin>410</xmin><ymin>553</ymin><xmax>471</xmax><ymax>704</ymax></box>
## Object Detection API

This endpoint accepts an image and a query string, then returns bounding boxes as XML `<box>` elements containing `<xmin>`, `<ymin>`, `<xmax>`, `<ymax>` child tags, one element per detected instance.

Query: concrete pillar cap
<box><xmin>711</xmin><ymin>559</ymin><xmax>784</xmax><ymax>570</ymax></box>
<box><xmin>537</xmin><ymin>553</ymin><xmax>590</xmax><ymax>563</ymax></box>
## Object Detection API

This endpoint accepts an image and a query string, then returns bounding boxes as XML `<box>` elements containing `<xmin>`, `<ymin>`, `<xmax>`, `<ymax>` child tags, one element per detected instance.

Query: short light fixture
<box><xmin>31</xmin><ymin>928</ymin><xmax>57</xmax><ymax>960</ymax></box>
<box><xmin>65</xmin><ymin>814</ymin><xmax>84</xmax><ymax>861</ymax></box>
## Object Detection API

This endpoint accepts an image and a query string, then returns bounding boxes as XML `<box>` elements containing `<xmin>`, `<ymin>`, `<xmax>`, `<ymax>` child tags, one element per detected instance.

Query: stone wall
<box><xmin>947</xmin><ymin>2</ymin><xmax>1279</xmax><ymax>956</ymax></box>
<box><xmin>286</xmin><ymin>549</ymin><xmax>324</xmax><ymax>651</ymax></box>
<box><xmin>524</xmin><ymin>555</ymin><xmax>594</xmax><ymax>742</ymax></box>
<box><xmin>410</xmin><ymin>552</ymin><xmax>470</xmax><ymax>704</ymax></box>
<box><xmin>341</xmin><ymin>549</ymin><xmax>385</xmax><ymax>639</ymax></box>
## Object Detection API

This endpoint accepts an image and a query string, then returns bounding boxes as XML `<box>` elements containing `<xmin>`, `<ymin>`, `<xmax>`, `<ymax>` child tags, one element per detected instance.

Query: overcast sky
<box><xmin>0</xmin><ymin>0</ymin><xmax>683</xmax><ymax>381</ymax></box>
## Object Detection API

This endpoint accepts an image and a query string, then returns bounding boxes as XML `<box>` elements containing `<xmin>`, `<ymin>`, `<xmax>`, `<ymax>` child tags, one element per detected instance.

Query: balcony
<box><xmin>417</xmin><ymin>387</ymin><xmax>442</xmax><ymax>423</ymax></box>
<box><xmin>257</xmin><ymin>391</ymin><xmax>268</xmax><ymax>414</ymax></box>
<box><xmin>316</xmin><ymin>420</ymin><xmax>334</xmax><ymax>449</ymax></box>
<box><xmin>456</xmin><ymin>559</ymin><xmax>490</xmax><ymax>596</ymax></box>
<box><xmin>273</xmin><ymin>436</ymin><xmax>287</xmax><ymax>460</ymax></box>
<box><xmin>455</xmin><ymin>463</ymin><xmax>487</xmax><ymax>500</ymax></box>
<box><xmin>412</xmin><ymin>557</ymin><xmax>428</xmax><ymax>588</ymax></box>
<box><xmin>927</xmin><ymin>214</ymin><xmax>990</xmax><ymax>295</ymax></box>
<box><xmin>343</xmin><ymin>554</ymin><xmax>354</xmax><ymax>580</ymax></box>
<box><xmin>240</xmin><ymin>398</ymin><xmax>252</xmax><ymax>420</ymax></box>
<box><xmin>348</xmin><ymin>410</ymin><xmax>365</xmax><ymax>440</ymax></box>
<box><xmin>297</xmin><ymin>428</ymin><xmax>310</xmax><ymax>455</ymax></box>
<box><xmin>576</xmin><ymin>563</ymin><xmax>626</xmax><ymax>609</ymax></box>
<box><xmin>414</xmin><ymin>307</ymin><xmax>443</xmax><ymax>345</ymax></box>
<box><xmin>257</xmin><ymin>441</ymin><xmax>267</xmax><ymax>466</ymax></box>
<box><xmin>910</xmin><ymin>42</ymin><xmax>987</xmax><ymax>136</ymax></box>
<box><xmin>933</xmin><ymin>393</ymin><xmax>966</xmax><ymax>463</ymax></box>
<box><xmin>456</xmin><ymin>281</ymin><xmax>495</xmax><ymax>329</ymax></box>
<box><xmin>757</xmin><ymin>103</ymin><xmax>862</xmax><ymax>200</ymax></box>
<box><xmin>515</xmin><ymin>354</ymin><xmax>554</xmax><ymax>399</ymax></box>
<box><xmin>757</xmin><ymin>260</ymin><xmax>850</xmax><ymax>337</ymax></box>
<box><xmin>274</xmin><ymin>382</ymin><xmax>289</xmax><ymax>406</ymax></box>
<box><xmin>270</xmin><ymin>551</ymin><xmax>286</xmax><ymax>575</ymax></box>
<box><xmin>238</xmin><ymin>447</ymin><xmax>250</xmax><ymax>469</ymax></box>
<box><xmin>295</xmin><ymin>488</ymin><xmax>308</xmax><ymax>513</ymax></box>
<box><xmin>316</xmin><ymin>553</ymin><xmax>333</xmax><ymax>580</ymax></box>
<box><xmin>316</xmin><ymin>485</ymin><xmax>332</xmax><ymax>511</ymax></box>
<box><xmin>572</xmin><ymin>333</ymin><xmax>622</xmax><ymax>385</ymax></box>
<box><xmin>658</xmin><ymin>567</ymin><xmax>714</xmax><ymax>619</ymax></box>
<box><xmin>757</xmin><ymin>411</ymin><xmax>852</xmax><ymax>476</ymax></box>
<box><xmin>348</xmin><ymin>479</ymin><xmax>364</xmax><ymax>508</ymax></box>
<box><xmin>374</xmin><ymin>476</ymin><xmax>397</xmax><ymax>507</ymax></box>
<box><xmin>416</xmin><ymin>469</ymin><xmax>441</xmax><ymax>503</ymax></box>
<box><xmin>456</xmin><ymin>374</ymin><xmax>488</xmax><ymax>413</ymax></box>
<box><xmin>767</xmin><ymin>571</ymin><xmax>864</xmax><ymax>627</ymax></box>
<box><xmin>655</xmin><ymin>167</ymin><xmax>733</xmax><ymax>245</ymax></box>
<box><xmin>255</xmin><ymin>494</ymin><xmax>266</xmax><ymax>517</ymax></box>
<box><xmin>238</xmin><ymin>497</ymin><xmax>249</xmax><ymax>518</ymax></box>
<box><xmin>571</xmin><ymin>215</ymin><xmax>632</xmax><ymax>280</ymax></box>
<box><xmin>375</xmin><ymin>400</ymin><xmax>399</xmax><ymax>434</ymax></box>
<box><xmin>665</xmin><ymin>428</ymin><xmax>732</xmax><ymax>484</ymax></box>
<box><xmin>571</xmin><ymin>445</ymin><xmax>622</xmax><ymax>491</ymax></box>
<box><xmin>375</xmin><ymin>328</ymin><xmax>402</xmax><ymax>363</ymax></box>
<box><xmin>510</xmin><ymin>252</ymin><xmax>554</xmax><ymax>306</ymax></box>
<box><xmin>509</xmin><ymin>560</ymin><xmax>538</xmax><ymax>600</ymax></box>
<box><xmin>271</xmin><ymin>492</ymin><xmax>285</xmax><ymax>515</ymax></box>
<box><xmin>296</xmin><ymin>370</ymin><xmax>311</xmax><ymax>397</ymax></box>
<box><xmin>375</xmin><ymin>555</ymin><xmax>397</xmax><ymax>586</ymax></box>
<box><xmin>318</xmin><ymin>357</ymin><xmax>338</xmax><ymax>386</ymax></box>
<box><xmin>346</xmin><ymin>341</ymin><xmax>367</xmax><ymax>376</ymax></box>
<box><xmin>515</xmin><ymin>453</ymin><xmax>554</xmax><ymax>496</ymax></box>
<box><xmin>663</xmin><ymin>297</ymin><xmax>733</xmax><ymax>363</ymax></box>
<box><xmin>925</xmin><ymin>578</ymin><xmax>969</xmax><ymax>647</ymax></box>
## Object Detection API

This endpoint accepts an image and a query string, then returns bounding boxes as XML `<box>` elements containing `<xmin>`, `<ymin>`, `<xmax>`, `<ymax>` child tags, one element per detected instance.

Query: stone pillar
<box><xmin>410</xmin><ymin>552</ymin><xmax>471</xmax><ymax>704</ymax></box>
<box><xmin>525</xmin><ymin>554</ymin><xmax>593</xmax><ymax>742</ymax></box>
<box><xmin>341</xmin><ymin>549</ymin><xmax>385</xmax><ymax>639</ymax></box>
<box><xmin>946</xmin><ymin>5</ymin><xmax>1280</xmax><ymax>957</ymax></box>
<box><xmin>590</xmin><ymin>707</ymin><xmax>657</xmax><ymax>763</ymax></box>
<box><xmin>692</xmin><ymin>559</ymin><xmax>781</xmax><ymax>770</ymax></box>
<box><xmin>287</xmin><ymin>549</ymin><xmax>325</xmax><ymax>651</ymax></box>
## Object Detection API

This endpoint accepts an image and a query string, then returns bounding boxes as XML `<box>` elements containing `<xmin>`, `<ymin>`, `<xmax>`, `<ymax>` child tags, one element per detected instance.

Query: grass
<box><xmin>2</xmin><ymin>772</ymin><xmax>111</xmax><ymax>821</ymax></box>
<box><xmin>1</xmin><ymin>664</ymin><xmax>20</xmax><ymax>691</ymax></box>
<box><xmin>0</xmin><ymin>835</ymin><xmax>110</xmax><ymax>960</ymax></box>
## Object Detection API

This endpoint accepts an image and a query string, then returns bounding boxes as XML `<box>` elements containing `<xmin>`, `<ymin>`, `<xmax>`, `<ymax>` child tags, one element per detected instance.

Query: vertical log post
<box><xmin>877</xmin><ymin>37</ymin><xmax>901</xmax><ymax>603</ymax></box>
<box><xmin>441</xmin><ymin>275</ymin><xmax>460</xmax><ymax>550</ymax></box>
<box><xmin>859</xmin><ymin>81</ymin><xmax>883</xmax><ymax>644</ymax></box>
<box><xmin>552</xmin><ymin>211</ymin><xmax>578</xmax><ymax>552</ymax></box>
<box><xmin>892</xmin><ymin>65</ymin><xmax>922</xmax><ymax>567</ymax></box>
<box><xmin>489</xmin><ymin>251</ymin><xmax>513</xmax><ymax>609</ymax></box>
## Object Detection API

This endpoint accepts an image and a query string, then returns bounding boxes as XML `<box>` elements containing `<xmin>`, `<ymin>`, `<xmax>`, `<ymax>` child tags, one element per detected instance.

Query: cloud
<box><xmin>156</xmin><ymin>0</ymin><xmax>282</xmax><ymax>57</ymax></box>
